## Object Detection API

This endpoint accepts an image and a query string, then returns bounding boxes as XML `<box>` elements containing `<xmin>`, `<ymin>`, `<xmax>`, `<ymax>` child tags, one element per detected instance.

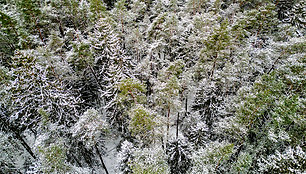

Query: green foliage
<box><xmin>46</xmin><ymin>32</ymin><xmax>64</xmax><ymax>53</ymax></box>
<box><xmin>166</xmin><ymin>59</ymin><xmax>185</xmax><ymax>77</ymax></box>
<box><xmin>186</xmin><ymin>0</ymin><xmax>208</xmax><ymax>14</ymax></box>
<box><xmin>128</xmin><ymin>105</ymin><xmax>157</xmax><ymax>142</ymax></box>
<box><xmin>38</xmin><ymin>108</ymin><xmax>50</xmax><ymax>127</ymax></box>
<box><xmin>202</xmin><ymin>19</ymin><xmax>232</xmax><ymax>58</ymax></box>
<box><xmin>129</xmin><ymin>0</ymin><xmax>147</xmax><ymax>21</ymax></box>
<box><xmin>230</xmin><ymin>152</ymin><xmax>252</xmax><ymax>174</ymax></box>
<box><xmin>212</xmin><ymin>0</ymin><xmax>222</xmax><ymax>13</ymax></box>
<box><xmin>196</xmin><ymin>19</ymin><xmax>232</xmax><ymax>79</ymax></box>
<box><xmin>70</xmin><ymin>42</ymin><xmax>93</xmax><ymax>71</ymax></box>
<box><xmin>38</xmin><ymin>142</ymin><xmax>70</xmax><ymax>174</ymax></box>
<box><xmin>113</xmin><ymin>0</ymin><xmax>129</xmax><ymax>31</ymax></box>
<box><xmin>0</xmin><ymin>11</ymin><xmax>19</xmax><ymax>60</ymax></box>
<box><xmin>0</xmin><ymin>11</ymin><xmax>17</xmax><ymax>30</ymax></box>
<box><xmin>16</xmin><ymin>0</ymin><xmax>43</xmax><ymax>45</ymax></box>
<box><xmin>0</xmin><ymin>66</ymin><xmax>10</xmax><ymax>85</ymax></box>
<box><xmin>155</xmin><ymin>75</ymin><xmax>181</xmax><ymax>110</ymax></box>
<box><xmin>0</xmin><ymin>0</ymin><xmax>305</xmax><ymax>173</ymax></box>
<box><xmin>235</xmin><ymin>3</ymin><xmax>279</xmax><ymax>35</ymax></box>
<box><xmin>238</xmin><ymin>0</ymin><xmax>275</xmax><ymax>9</ymax></box>
<box><xmin>192</xmin><ymin>142</ymin><xmax>235</xmax><ymax>173</ymax></box>
<box><xmin>130</xmin><ymin>148</ymin><xmax>170</xmax><ymax>174</ymax></box>
<box><xmin>117</xmin><ymin>78</ymin><xmax>146</xmax><ymax>106</ymax></box>
<box><xmin>237</xmin><ymin>69</ymin><xmax>305</xmax><ymax>146</ymax></box>
<box><xmin>49</xmin><ymin>0</ymin><xmax>90</xmax><ymax>31</ymax></box>
<box><xmin>16</xmin><ymin>0</ymin><xmax>41</xmax><ymax>22</ymax></box>
<box><xmin>89</xmin><ymin>0</ymin><xmax>107</xmax><ymax>20</ymax></box>
<box><xmin>229</xmin><ymin>54</ymin><xmax>305</xmax><ymax>171</ymax></box>
<box><xmin>205</xmin><ymin>143</ymin><xmax>234</xmax><ymax>165</ymax></box>
<box><xmin>193</xmin><ymin>12</ymin><xmax>220</xmax><ymax>33</ymax></box>
<box><xmin>155</xmin><ymin>60</ymin><xmax>185</xmax><ymax>112</ymax></box>
<box><xmin>147</xmin><ymin>12</ymin><xmax>168</xmax><ymax>39</ymax></box>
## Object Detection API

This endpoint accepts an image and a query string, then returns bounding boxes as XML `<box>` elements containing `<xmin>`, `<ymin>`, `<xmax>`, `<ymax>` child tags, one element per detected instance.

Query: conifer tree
<box><xmin>0</xmin><ymin>0</ymin><xmax>305</xmax><ymax>173</ymax></box>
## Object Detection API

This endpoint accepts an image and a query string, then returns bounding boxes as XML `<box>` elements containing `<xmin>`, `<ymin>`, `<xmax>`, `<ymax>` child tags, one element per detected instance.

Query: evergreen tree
<box><xmin>0</xmin><ymin>0</ymin><xmax>304</xmax><ymax>173</ymax></box>
<box><xmin>166</xmin><ymin>138</ymin><xmax>192</xmax><ymax>174</ymax></box>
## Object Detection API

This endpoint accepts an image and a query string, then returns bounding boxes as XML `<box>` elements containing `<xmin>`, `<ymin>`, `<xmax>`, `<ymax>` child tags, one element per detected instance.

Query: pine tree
<box><xmin>154</xmin><ymin>60</ymin><xmax>184</xmax><ymax>143</ymax></box>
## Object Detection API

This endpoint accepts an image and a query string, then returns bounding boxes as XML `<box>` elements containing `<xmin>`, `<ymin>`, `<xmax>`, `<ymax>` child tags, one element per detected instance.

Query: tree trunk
<box><xmin>185</xmin><ymin>97</ymin><xmax>188</xmax><ymax>116</ymax></box>
<box><xmin>14</xmin><ymin>133</ymin><xmax>36</xmax><ymax>159</ymax></box>
<box><xmin>210</xmin><ymin>56</ymin><xmax>217</xmax><ymax>79</ymax></box>
<box><xmin>167</xmin><ymin>107</ymin><xmax>171</xmax><ymax>143</ymax></box>
<box><xmin>71</xmin><ymin>154</ymin><xmax>82</xmax><ymax>167</ymax></box>
<box><xmin>176</xmin><ymin>112</ymin><xmax>179</xmax><ymax>139</ymax></box>
<box><xmin>95</xmin><ymin>144</ymin><xmax>109</xmax><ymax>174</ymax></box>
<box><xmin>88</xmin><ymin>65</ymin><xmax>104</xmax><ymax>91</ymax></box>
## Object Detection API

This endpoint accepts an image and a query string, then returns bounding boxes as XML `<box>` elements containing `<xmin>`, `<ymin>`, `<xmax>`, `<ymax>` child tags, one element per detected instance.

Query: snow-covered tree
<box><xmin>117</xmin><ymin>140</ymin><xmax>134</xmax><ymax>174</ymax></box>
<box><xmin>0</xmin><ymin>0</ymin><xmax>304</xmax><ymax>173</ymax></box>
<box><xmin>128</xmin><ymin>105</ymin><xmax>159</xmax><ymax>144</ymax></box>
<box><xmin>258</xmin><ymin>146</ymin><xmax>305</xmax><ymax>173</ymax></box>
<box><xmin>166</xmin><ymin>138</ymin><xmax>193</xmax><ymax>174</ymax></box>
<box><xmin>130</xmin><ymin>146</ymin><xmax>170</xmax><ymax>174</ymax></box>
<box><xmin>154</xmin><ymin>60</ymin><xmax>184</xmax><ymax>143</ymax></box>
<box><xmin>191</xmin><ymin>141</ymin><xmax>235</xmax><ymax>173</ymax></box>
<box><xmin>71</xmin><ymin>109</ymin><xmax>109</xmax><ymax>148</ymax></box>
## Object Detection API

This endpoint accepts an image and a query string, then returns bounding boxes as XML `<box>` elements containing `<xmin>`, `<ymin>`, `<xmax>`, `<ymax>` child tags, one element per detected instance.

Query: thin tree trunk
<box><xmin>193</xmin><ymin>0</ymin><xmax>196</xmax><ymax>14</ymax></box>
<box><xmin>80</xmin><ymin>145</ymin><xmax>94</xmax><ymax>168</ymax></box>
<box><xmin>167</xmin><ymin>107</ymin><xmax>170</xmax><ymax>143</ymax></box>
<box><xmin>210</xmin><ymin>53</ymin><xmax>218</xmax><ymax>79</ymax></box>
<box><xmin>14</xmin><ymin>133</ymin><xmax>36</xmax><ymax>159</ymax></box>
<box><xmin>88</xmin><ymin>65</ymin><xmax>104</xmax><ymax>91</ymax></box>
<box><xmin>5</xmin><ymin>122</ymin><xmax>36</xmax><ymax>159</ymax></box>
<box><xmin>185</xmin><ymin>97</ymin><xmax>188</xmax><ymax>116</ymax></box>
<box><xmin>31</xmin><ymin>14</ymin><xmax>44</xmax><ymax>44</ymax></box>
<box><xmin>121</xmin><ymin>15</ymin><xmax>124</xmax><ymax>33</ymax></box>
<box><xmin>176</xmin><ymin>112</ymin><xmax>179</xmax><ymax>139</ymax></box>
<box><xmin>267</xmin><ymin>50</ymin><xmax>285</xmax><ymax>74</ymax></box>
<box><xmin>71</xmin><ymin>154</ymin><xmax>82</xmax><ymax>167</ymax></box>
<box><xmin>95</xmin><ymin>144</ymin><xmax>109</xmax><ymax>174</ymax></box>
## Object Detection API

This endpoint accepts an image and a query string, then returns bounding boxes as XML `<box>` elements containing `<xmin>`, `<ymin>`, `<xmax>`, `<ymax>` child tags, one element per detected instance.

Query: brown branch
<box><xmin>128</xmin><ymin>90</ymin><xmax>137</xmax><ymax>104</ymax></box>
<box><xmin>215</xmin><ymin>155</ymin><xmax>224</xmax><ymax>170</ymax></box>
<box><xmin>31</xmin><ymin>14</ymin><xmax>44</xmax><ymax>44</ymax></box>
<box><xmin>267</xmin><ymin>50</ymin><xmax>286</xmax><ymax>74</ymax></box>
<box><xmin>248</xmin><ymin>105</ymin><xmax>260</xmax><ymax>129</ymax></box>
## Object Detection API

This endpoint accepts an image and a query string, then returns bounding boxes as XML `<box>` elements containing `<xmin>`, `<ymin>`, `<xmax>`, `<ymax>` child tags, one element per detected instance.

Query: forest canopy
<box><xmin>0</xmin><ymin>0</ymin><xmax>305</xmax><ymax>173</ymax></box>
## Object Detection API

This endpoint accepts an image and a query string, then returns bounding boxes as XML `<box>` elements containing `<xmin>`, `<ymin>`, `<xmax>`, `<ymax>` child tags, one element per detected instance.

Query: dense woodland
<box><xmin>0</xmin><ymin>0</ymin><xmax>305</xmax><ymax>173</ymax></box>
